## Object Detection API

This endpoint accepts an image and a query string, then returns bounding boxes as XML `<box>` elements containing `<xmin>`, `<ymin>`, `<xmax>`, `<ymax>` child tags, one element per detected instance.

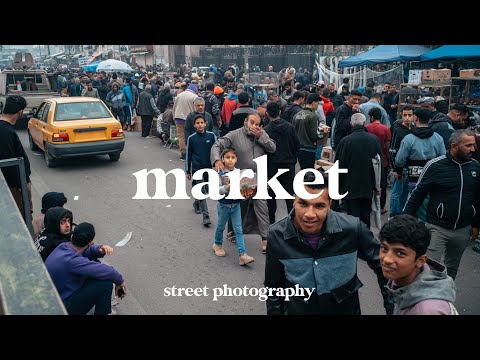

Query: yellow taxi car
<box><xmin>27</xmin><ymin>97</ymin><xmax>125</xmax><ymax>167</ymax></box>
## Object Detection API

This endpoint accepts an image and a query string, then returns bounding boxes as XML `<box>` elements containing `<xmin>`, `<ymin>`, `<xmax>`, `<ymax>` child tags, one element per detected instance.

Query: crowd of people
<box><xmin>2</xmin><ymin>60</ymin><xmax>480</xmax><ymax>315</ymax></box>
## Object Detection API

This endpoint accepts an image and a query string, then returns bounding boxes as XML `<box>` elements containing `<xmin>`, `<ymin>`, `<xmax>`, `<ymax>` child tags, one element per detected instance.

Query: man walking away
<box><xmin>336</xmin><ymin>113</ymin><xmax>382</xmax><ymax>229</ymax></box>
<box><xmin>264</xmin><ymin>102</ymin><xmax>300</xmax><ymax>224</ymax></box>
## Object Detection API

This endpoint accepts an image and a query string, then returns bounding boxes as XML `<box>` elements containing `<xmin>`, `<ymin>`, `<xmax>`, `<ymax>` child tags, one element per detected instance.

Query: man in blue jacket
<box><xmin>45</xmin><ymin>222</ymin><xmax>126</xmax><ymax>315</ymax></box>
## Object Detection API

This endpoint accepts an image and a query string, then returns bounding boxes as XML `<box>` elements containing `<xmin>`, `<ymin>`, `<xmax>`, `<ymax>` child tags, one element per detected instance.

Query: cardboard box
<box><xmin>315</xmin><ymin>159</ymin><xmax>334</xmax><ymax>171</ymax></box>
<box><xmin>408</xmin><ymin>70</ymin><xmax>422</xmax><ymax>85</ymax></box>
<box><xmin>422</xmin><ymin>69</ymin><xmax>451</xmax><ymax>85</ymax></box>
<box><xmin>133</xmin><ymin>115</ymin><xmax>142</xmax><ymax>132</ymax></box>
<box><xmin>459</xmin><ymin>69</ymin><xmax>480</xmax><ymax>78</ymax></box>
<box><xmin>321</xmin><ymin>146</ymin><xmax>335</xmax><ymax>163</ymax></box>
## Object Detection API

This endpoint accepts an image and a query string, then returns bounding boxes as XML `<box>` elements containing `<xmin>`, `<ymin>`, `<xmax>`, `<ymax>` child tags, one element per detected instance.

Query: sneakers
<box><xmin>180</xmin><ymin>154</ymin><xmax>186</xmax><ymax>161</ymax></box>
<box><xmin>473</xmin><ymin>241</ymin><xmax>480</xmax><ymax>254</ymax></box>
<box><xmin>226</xmin><ymin>231</ymin><xmax>236</xmax><ymax>244</ymax></box>
<box><xmin>261</xmin><ymin>239</ymin><xmax>267</xmax><ymax>254</ymax></box>
<box><xmin>108</xmin><ymin>308</ymin><xmax>118</xmax><ymax>315</ymax></box>
<box><xmin>239</xmin><ymin>253</ymin><xmax>255</xmax><ymax>266</ymax></box>
<box><xmin>213</xmin><ymin>243</ymin><xmax>226</xmax><ymax>257</ymax></box>
<box><xmin>193</xmin><ymin>201</ymin><xmax>201</xmax><ymax>214</ymax></box>
<box><xmin>203</xmin><ymin>214</ymin><xmax>211</xmax><ymax>226</ymax></box>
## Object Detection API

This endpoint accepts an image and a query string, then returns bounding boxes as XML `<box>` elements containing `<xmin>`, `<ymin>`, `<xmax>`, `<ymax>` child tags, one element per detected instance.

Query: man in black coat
<box><xmin>404</xmin><ymin>129</ymin><xmax>480</xmax><ymax>280</ymax></box>
<box><xmin>264</xmin><ymin>102</ymin><xmax>300</xmax><ymax>224</ymax></box>
<box><xmin>332</xmin><ymin>89</ymin><xmax>362</xmax><ymax>150</ymax></box>
<box><xmin>335</xmin><ymin>113</ymin><xmax>382</xmax><ymax>229</ymax></box>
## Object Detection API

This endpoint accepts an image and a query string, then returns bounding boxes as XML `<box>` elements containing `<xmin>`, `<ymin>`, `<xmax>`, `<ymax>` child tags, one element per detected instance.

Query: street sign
<box><xmin>78</xmin><ymin>57</ymin><xmax>88</xmax><ymax>66</ymax></box>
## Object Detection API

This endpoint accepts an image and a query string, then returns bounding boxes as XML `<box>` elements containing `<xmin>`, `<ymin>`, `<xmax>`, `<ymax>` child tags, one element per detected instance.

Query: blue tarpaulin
<box><xmin>338</xmin><ymin>45</ymin><xmax>431</xmax><ymax>68</ymax></box>
<box><xmin>81</xmin><ymin>61</ymin><xmax>100</xmax><ymax>72</ymax></box>
<box><xmin>420</xmin><ymin>45</ymin><xmax>480</xmax><ymax>61</ymax></box>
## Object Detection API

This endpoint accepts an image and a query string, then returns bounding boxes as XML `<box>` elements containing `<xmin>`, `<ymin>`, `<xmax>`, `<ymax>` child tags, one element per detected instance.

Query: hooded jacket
<box><xmin>35</xmin><ymin>207</ymin><xmax>73</xmax><ymax>261</ymax></box>
<box><xmin>282</xmin><ymin>103</ymin><xmax>304</xmax><ymax>124</ymax></box>
<box><xmin>429</xmin><ymin>112</ymin><xmax>454</xmax><ymax>151</ymax></box>
<box><xmin>385</xmin><ymin>259</ymin><xmax>457</xmax><ymax>315</ymax></box>
<box><xmin>32</xmin><ymin>192</ymin><xmax>67</xmax><ymax>237</ymax></box>
<box><xmin>157</xmin><ymin>88</ymin><xmax>173</xmax><ymax>113</ymax></box>
<box><xmin>221</xmin><ymin>92</ymin><xmax>240</xmax><ymax>126</ymax></box>
<box><xmin>264</xmin><ymin>118</ymin><xmax>300</xmax><ymax>165</ymax></box>
<box><xmin>394</xmin><ymin>126</ymin><xmax>446</xmax><ymax>184</ymax></box>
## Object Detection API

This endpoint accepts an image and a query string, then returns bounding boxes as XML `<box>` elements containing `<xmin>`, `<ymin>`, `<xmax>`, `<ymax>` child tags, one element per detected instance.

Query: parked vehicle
<box><xmin>27</xmin><ymin>97</ymin><xmax>125</xmax><ymax>167</ymax></box>
<box><xmin>0</xmin><ymin>69</ymin><xmax>60</xmax><ymax>129</ymax></box>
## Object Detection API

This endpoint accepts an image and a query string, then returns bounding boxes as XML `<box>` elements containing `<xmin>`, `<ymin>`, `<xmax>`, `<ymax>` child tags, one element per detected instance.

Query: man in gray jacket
<box><xmin>137</xmin><ymin>85</ymin><xmax>160</xmax><ymax>138</ymax></box>
<box><xmin>211</xmin><ymin>113</ymin><xmax>276</xmax><ymax>254</ymax></box>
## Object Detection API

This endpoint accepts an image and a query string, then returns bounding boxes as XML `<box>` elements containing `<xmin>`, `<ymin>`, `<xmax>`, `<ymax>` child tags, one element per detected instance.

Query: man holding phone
<box><xmin>45</xmin><ymin>222</ymin><xmax>127</xmax><ymax>315</ymax></box>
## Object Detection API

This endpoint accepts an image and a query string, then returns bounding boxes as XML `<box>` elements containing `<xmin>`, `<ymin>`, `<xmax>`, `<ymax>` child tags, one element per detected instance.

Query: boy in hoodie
<box><xmin>186</xmin><ymin>114</ymin><xmax>217</xmax><ymax>226</ymax></box>
<box><xmin>32</xmin><ymin>192</ymin><xmax>68</xmax><ymax>238</ymax></box>
<box><xmin>380</xmin><ymin>214</ymin><xmax>458</xmax><ymax>315</ymax></box>
<box><xmin>34</xmin><ymin>206</ymin><xmax>73</xmax><ymax>261</ymax></box>
<box><xmin>213</xmin><ymin>147</ymin><xmax>254</xmax><ymax>266</ymax></box>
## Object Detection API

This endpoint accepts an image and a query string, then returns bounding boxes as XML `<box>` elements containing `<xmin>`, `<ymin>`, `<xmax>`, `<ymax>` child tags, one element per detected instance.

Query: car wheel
<box><xmin>28</xmin><ymin>131</ymin><xmax>39</xmax><ymax>151</ymax></box>
<box><xmin>44</xmin><ymin>146</ymin><xmax>56</xmax><ymax>168</ymax></box>
<box><xmin>109</xmin><ymin>153</ymin><xmax>120</xmax><ymax>162</ymax></box>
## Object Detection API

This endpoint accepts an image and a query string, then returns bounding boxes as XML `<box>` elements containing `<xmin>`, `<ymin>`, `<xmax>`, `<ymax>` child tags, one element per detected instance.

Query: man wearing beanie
<box><xmin>32</xmin><ymin>192</ymin><xmax>67</xmax><ymax>238</ymax></box>
<box><xmin>45</xmin><ymin>222</ymin><xmax>127</xmax><ymax>315</ymax></box>
<box><xmin>173</xmin><ymin>83</ymin><xmax>198</xmax><ymax>160</ymax></box>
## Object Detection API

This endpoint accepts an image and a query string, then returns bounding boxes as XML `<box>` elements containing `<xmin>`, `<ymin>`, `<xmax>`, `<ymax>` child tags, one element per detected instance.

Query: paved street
<box><xmin>19</xmin><ymin>129</ymin><xmax>480</xmax><ymax>315</ymax></box>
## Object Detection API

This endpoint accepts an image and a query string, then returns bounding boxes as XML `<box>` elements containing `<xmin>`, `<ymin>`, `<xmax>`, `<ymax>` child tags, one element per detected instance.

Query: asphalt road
<box><xmin>19</xmin><ymin>129</ymin><xmax>480</xmax><ymax>315</ymax></box>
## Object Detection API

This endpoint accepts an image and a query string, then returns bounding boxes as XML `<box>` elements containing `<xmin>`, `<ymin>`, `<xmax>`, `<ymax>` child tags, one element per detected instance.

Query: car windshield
<box><xmin>54</xmin><ymin>102</ymin><xmax>111</xmax><ymax>121</ymax></box>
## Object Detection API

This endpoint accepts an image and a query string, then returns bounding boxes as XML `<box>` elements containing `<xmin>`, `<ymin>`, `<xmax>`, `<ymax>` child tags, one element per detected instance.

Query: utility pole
<box><xmin>244</xmin><ymin>45</ymin><xmax>249</xmax><ymax>75</ymax></box>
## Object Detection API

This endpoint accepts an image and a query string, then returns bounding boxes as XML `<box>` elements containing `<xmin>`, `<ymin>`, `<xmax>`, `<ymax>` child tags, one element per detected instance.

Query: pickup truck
<box><xmin>0</xmin><ymin>69</ymin><xmax>60</xmax><ymax>129</ymax></box>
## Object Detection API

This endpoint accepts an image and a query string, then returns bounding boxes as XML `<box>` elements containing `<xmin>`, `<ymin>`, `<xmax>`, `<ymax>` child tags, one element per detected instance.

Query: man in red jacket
<box><xmin>221</xmin><ymin>84</ymin><xmax>243</xmax><ymax>135</ymax></box>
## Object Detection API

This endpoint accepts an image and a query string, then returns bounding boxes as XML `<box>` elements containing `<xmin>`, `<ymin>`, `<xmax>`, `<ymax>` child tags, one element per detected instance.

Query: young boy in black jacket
<box><xmin>186</xmin><ymin>114</ymin><xmax>217</xmax><ymax>226</ymax></box>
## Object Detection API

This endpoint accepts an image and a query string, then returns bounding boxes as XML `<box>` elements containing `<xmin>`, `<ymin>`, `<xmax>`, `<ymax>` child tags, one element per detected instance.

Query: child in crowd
<box><xmin>380</xmin><ymin>214</ymin><xmax>458</xmax><ymax>315</ymax></box>
<box><xmin>32</xmin><ymin>191</ymin><xmax>68</xmax><ymax>238</ymax></box>
<box><xmin>213</xmin><ymin>147</ymin><xmax>254</xmax><ymax>266</ymax></box>
<box><xmin>34</xmin><ymin>206</ymin><xmax>73</xmax><ymax>261</ymax></box>
<box><xmin>186</xmin><ymin>114</ymin><xmax>217</xmax><ymax>226</ymax></box>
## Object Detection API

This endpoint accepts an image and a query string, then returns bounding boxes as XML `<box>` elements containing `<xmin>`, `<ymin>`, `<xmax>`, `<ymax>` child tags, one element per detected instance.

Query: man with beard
<box><xmin>404</xmin><ymin>130</ymin><xmax>480</xmax><ymax>280</ymax></box>
<box><xmin>211</xmin><ymin>113</ymin><xmax>276</xmax><ymax>254</ymax></box>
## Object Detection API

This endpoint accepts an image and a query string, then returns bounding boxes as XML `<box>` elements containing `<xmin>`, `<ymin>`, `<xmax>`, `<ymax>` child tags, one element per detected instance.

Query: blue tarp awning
<box><xmin>420</xmin><ymin>45</ymin><xmax>480</xmax><ymax>61</ymax></box>
<box><xmin>338</xmin><ymin>45</ymin><xmax>432</xmax><ymax>68</ymax></box>
<box><xmin>81</xmin><ymin>61</ymin><xmax>100</xmax><ymax>72</ymax></box>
